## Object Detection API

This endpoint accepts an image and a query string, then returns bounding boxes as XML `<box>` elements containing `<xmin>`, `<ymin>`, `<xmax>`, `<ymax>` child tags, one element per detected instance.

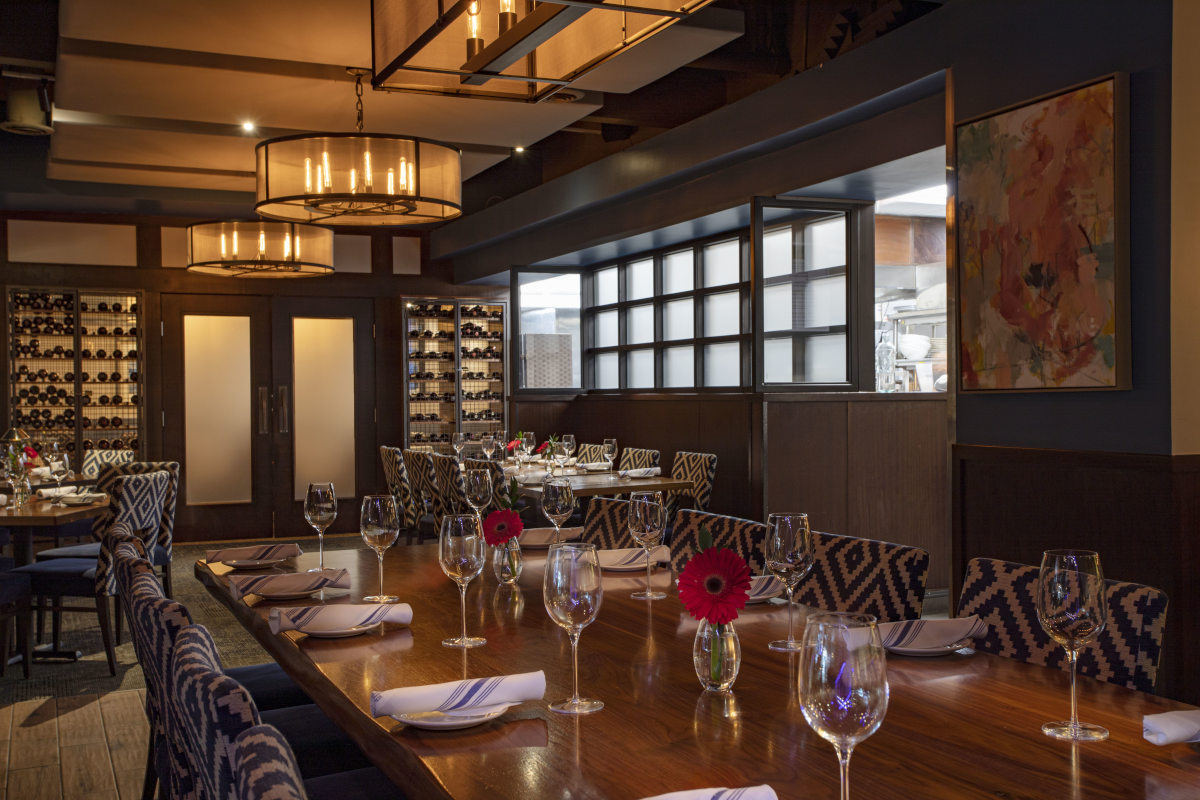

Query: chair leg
<box><xmin>141</xmin><ymin>735</ymin><xmax>157</xmax><ymax>800</ymax></box>
<box><xmin>161</xmin><ymin>564</ymin><xmax>173</xmax><ymax>598</ymax></box>
<box><xmin>35</xmin><ymin>594</ymin><xmax>45</xmax><ymax>644</ymax></box>
<box><xmin>95</xmin><ymin>593</ymin><xmax>116</xmax><ymax>676</ymax></box>
<box><xmin>18</xmin><ymin>602</ymin><xmax>31</xmax><ymax>679</ymax></box>
<box><xmin>114</xmin><ymin>596</ymin><xmax>123</xmax><ymax>645</ymax></box>
<box><xmin>0</xmin><ymin>613</ymin><xmax>10</xmax><ymax>678</ymax></box>
<box><xmin>51</xmin><ymin>595</ymin><xmax>62</xmax><ymax>650</ymax></box>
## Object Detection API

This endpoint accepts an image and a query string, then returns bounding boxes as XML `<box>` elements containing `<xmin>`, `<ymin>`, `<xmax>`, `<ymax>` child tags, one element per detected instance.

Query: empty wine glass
<box><xmin>439</xmin><ymin>514</ymin><xmax>487</xmax><ymax>648</ymax></box>
<box><xmin>465</xmin><ymin>468</ymin><xmax>493</xmax><ymax>521</ymax></box>
<box><xmin>360</xmin><ymin>494</ymin><xmax>400</xmax><ymax>603</ymax></box>
<box><xmin>628</xmin><ymin>491</ymin><xmax>666</xmax><ymax>600</ymax></box>
<box><xmin>765</xmin><ymin>512</ymin><xmax>816</xmax><ymax>652</ymax></box>
<box><xmin>552</xmin><ymin>442</ymin><xmax>569</xmax><ymax>476</ymax></box>
<box><xmin>522</xmin><ymin>431</ymin><xmax>536</xmax><ymax>463</ymax></box>
<box><xmin>304</xmin><ymin>482</ymin><xmax>337</xmax><ymax>572</ymax></box>
<box><xmin>602</xmin><ymin>438</ymin><xmax>617</xmax><ymax>474</ymax></box>
<box><xmin>481</xmin><ymin>434</ymin><xmax>496</xmax><ymax>461</ymax></box>
<box><xmin>497</xmin><ymin>430</ymin><xmax>509</xmax><ymax>458</ymax></box>
<box><xmin>1036</xmin><ymin>549</ymin><xmax>1109</xmax><ymax>741</ymax></box>
<box><xmin>561</xmin><ymin>434</ymin><xmax>576</xmax><ymax>468</ymax></box>
<box><xmin>49</xmin><ymin>450</ymin><xmax>70</xmax><ymax>506</ymax></box>
<box><xmin>541</xmin><ymin>477</ymin><xmax>575</xmax><ymax>544</ymax></box>
<box><xmin>544</xmin><ymin>542</ymin><xmax>604</xmax><ymax>714</ymax></box>
<box><xmin>452</xmin><ymin>432</ymin><xmax>468</xmax><ymax>460</ymax></box>
<box><xmin>799</xmin><ymin>612</ymin><xmax>889</xmax><ymax>800</ymax></box>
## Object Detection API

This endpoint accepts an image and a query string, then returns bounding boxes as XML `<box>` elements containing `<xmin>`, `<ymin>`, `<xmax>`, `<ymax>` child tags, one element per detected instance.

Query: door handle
<box><xmin>257</xmin><ymin>387</ymin><xmax>269</xmax><ymax>435</ymax></box>
<box><xmin>277</xmin><ymin>385</ymin><xmax>289</xmax><ymax>434</ymax></box>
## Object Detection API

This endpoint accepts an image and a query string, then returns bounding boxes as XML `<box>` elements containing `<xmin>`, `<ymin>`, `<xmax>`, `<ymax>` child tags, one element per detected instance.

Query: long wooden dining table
<box><xmin>515</xmin><ymin>470</ymin><xmax>694</xmax><ymax>498</ymax></box>
<box><xmin>196</xmin><ymin>543</ymin><xmax>1200</xmax><ymax>799</ymax></box>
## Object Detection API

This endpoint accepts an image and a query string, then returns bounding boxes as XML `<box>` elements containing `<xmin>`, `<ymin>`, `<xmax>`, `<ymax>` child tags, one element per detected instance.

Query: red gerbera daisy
<box><xmin>482</xmin><ymin>508</ymin><xmax>523</xmax><ymax>546</ymax></box>
<box><xmin>678</xmin><ymin>546</ymin><xmax>752</xmax><ymax>625</ymax></box>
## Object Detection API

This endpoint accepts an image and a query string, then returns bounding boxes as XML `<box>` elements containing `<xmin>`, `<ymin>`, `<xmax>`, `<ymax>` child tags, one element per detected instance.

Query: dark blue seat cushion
<box><xmin>0</xmin><ymin>572</ymin><xmax>31</xmax><ymax>606</ymax></box>
<box><xmin>38</xmin><ymin>542</ymin><xmax>169</xmax><ymax>567</ymax></box>
<box><xmin>304</xmin><ymin>768</ymin><xmax>400</xmax><ymax>800</ymax></box>
<box><xmin>12</xmin><ymin>558</ymin><xmax>96</xmax><ymax>597</ymax></box>
<box><xmin>260</xmin><ymin>704</ymin><xmax>375</xmax><ymax>779</ymax></box>
<box><xmin>226</xmin><ymin>662</ymin><xmax>312</xmax><ymax>711</ymax></box>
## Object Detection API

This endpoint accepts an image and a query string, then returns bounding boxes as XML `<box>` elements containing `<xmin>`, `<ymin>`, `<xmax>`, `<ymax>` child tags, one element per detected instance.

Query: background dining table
<box><xmin>514</xmin><ymin>470</ymin><xmax>694</xmax><ymax>498</ymax></box>
<box><xmin>196</xmin><ymin>544</ymin><xmax>1200</xmax><ymax>799</ymax></box>
<box><xmin>0</xmin><ymin>496</ymin><xmax>108</xmax><ymax>564</ymax></box>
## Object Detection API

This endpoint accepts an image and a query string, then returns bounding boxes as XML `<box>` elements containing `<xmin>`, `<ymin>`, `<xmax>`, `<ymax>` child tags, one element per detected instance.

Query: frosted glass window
<box><xmin>763</xmin><ymin>284</ymin><xmax>792</xmax><ymax>332</ymax></box>
<box><xmin>663</xmin><ymin>250</ymin><xmax>694</xmax><ymax>293</ymax></box>
<box><xmin>804</xmin><ymin>276</ymin><xmax>847</xmax><ymax>328</ymax></box>
<box><xmin>703</xmin><ymin>292</ymin><xmax>740</xmax><ymax>337</ymax></box>
<box><xmin>763</xmin><ymin>228</ymin><xmax>793</xmax><ymax>278</ymax></box>
<box><xmin>703</xmin><ymin>239</ymin><xmax>740</xmax><ymax>287</ymax></box>
<box><xmin>628</xmin><ymin>349</ymin><xmax>654</xmax><ymax>388</ymax></box>
<box><xmin>596</xmin><ymin>310</ymin><xmax>618</xmax><ymax>347</ymax></box>
<box><xmin>627</xmin><ymin>304</ymin><xmax>654</xmax><ymax>344</ymax></box>
<box><xmin>704</xmin><ymin>343</ymin><xmax>740</xmax><ymax>386</ymax></box>
<box><xmin>628</xmin><ymin>258</ymin><xmax>654</xmax><ymax>300</ymax></box>
<box><xmin>805</xmin><ymin>217</ymin><xmax>846</xmax><ymax>271</ymax></box>
<box><xmin>805</xmin><ymin>334</ymin><xmax>847</xmax><ymax>383</ymax></box>
<box><xmin>596</xmin><ymin>352</ymin><xmax>619</xmax><ymax>389</ymax></box>
<box><xmin>184</xmin><ymin>315</ymin><xmax>251</xmax><ymax>505</ymax></box>
<box><xmin>663</xmin><ymin>299</ymin><xmax>693</xmax><ymax>340</ymax></box>
<box><xmin>595</xmin><ymin>267</ymin><xmax>618</xmax><ymax>305</ymax></box>
<box><xmin>663</xmin><ymin>346</ymin><xmax>694</xmax><ymax>387</ymax></box>
<box><xmin>764</xmin><ymin>338</ymin><xmax>793</xmax><ymax>383</ymax></box>
<box><xmin>293</xmin><ymin>318</ymin><xmax>356</xmax><ymax>501</ymax></box>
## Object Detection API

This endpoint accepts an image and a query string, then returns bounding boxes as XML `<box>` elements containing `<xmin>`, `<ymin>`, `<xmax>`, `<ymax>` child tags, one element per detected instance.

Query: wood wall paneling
<box><xmin>765</xmin><ymin>400</ymin><xmax>849</xmax><ymax>535</ymax></box>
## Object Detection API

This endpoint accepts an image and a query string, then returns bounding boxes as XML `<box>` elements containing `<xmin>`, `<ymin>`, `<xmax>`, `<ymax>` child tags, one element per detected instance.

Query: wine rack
<box><xmin>7</xmin><ymin>288</ymin><xmax>143</xmax><ymax>461</ymax></box>
<box><xmin>404</xmin><ymin>299</ymin><xmax>505</xmax><ymax>453</ymax></box>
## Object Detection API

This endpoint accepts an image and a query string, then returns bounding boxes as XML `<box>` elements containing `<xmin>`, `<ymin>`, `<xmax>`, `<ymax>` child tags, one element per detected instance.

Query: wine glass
<box><xmin>1036</xmin><ymin>549</ymin><xmax>1109</xmax><ymax>741</ymax></box>
<box><xmin>439</xmin><ymin>514</ymin><xmax>487</xmax><ymax>648</ymax></box>
<box><xmin>464</xmin><ymin>468</ymin><xmax>493</xmax><ymax>521</ymax></box>
<box><xmin>602</xmin><ymin>438</ymin><xmax>617</xmax><ymax>474</ymax></box>
<box><xmin>541</xmin><ymin>477</ymin><xmax>575</xmax><ymax>544</ymax></box>
<box><xmin>765</xmin><ymin>512</ymin><xmax>816</xmax><ymax>652</ymax></box>
<box><xmin>452</xmin><ymin>432</ymin><xmax>468</xmax><ymax>460</ymax></box>
<box><xmin>480</xmin><ymin>434</ymin><xmax>496</xmax><ymax>461</ymax></box>
<box><xmin>360</xmin><ymin>494</ymin><xmax>400</xmax><ymax>603</ymax></box>
<box><xmin>522</xmin><ymin>431</ymin><xmax>536</xmax><ymax>463</ymax></box>
<box><xmin>543</xmin><ymin>542</ymin><xmax>604</xmax><ymax>714</ymax></box>
<box><xmin>799</xmin><ymin>612</ymin><xmax>889</xmax><ymax>800</ymax></box>
<box><xmin>303</xmin><ymin>482</ymin><xmax>337</xmax><ymax>572</ymax></box>
<box><xmin>552</xmin><ymin>442</ymin><xmax>569</xmax><ymax>476</ymax></box>
<box><xmin>628</xmin><ymin>491</ymin><xmax>666</xmax><ymax>600</ymax></box>
<box><xmin>49</xmin><ymin>449</ymin><xmax>70</xmax><ymax>506</ymax></box>
<box><xmin>497</xmin><ymin>430</ymin><xmax>509</xmax><ymax>459</ymax></box>
<box><xmin>561</xmin><ymin>434</ymin><xmax>576</xmax><ymax>468</ymax></box>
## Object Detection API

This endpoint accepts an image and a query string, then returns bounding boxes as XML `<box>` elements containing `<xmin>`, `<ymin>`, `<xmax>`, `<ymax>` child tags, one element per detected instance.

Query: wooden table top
<box><xmin>516</xmin><ymin>471</ymin><xmax>694</xmax><ymax>498</ymax></box>
<box><xmin>196</xmin><ymin>545</ymin><xmax>1200</xmax><ymax>799</ymax></box>
<box><xmin>0</xmin><ymin>497</ymin><xmax>107</xmax><ymax>526</ymax></box>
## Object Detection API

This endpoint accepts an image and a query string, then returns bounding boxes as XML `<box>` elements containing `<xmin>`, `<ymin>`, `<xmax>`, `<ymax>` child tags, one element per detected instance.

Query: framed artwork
<box><xmin>955</xmin><ymin>75</ymin><xmax>1128</xmax><ymax>392</ymax></box>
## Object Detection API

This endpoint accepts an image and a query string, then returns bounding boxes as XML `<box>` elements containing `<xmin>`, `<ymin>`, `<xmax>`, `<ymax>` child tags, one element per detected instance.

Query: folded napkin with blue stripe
<box><xmin>35</xmin><ymin>485</ymin><xmax>73</xmax><ymax>499</ymax></box>
<box><xmin>370</xmin><ymin>670</ymin><xmax>546</xmax><ymax>717</ymax></box>
<box><xmin>878</xmin><ymin>615</ymin><xmax>989</xmax><ymax>651</ymax></box>
<box><xmin>60</xmin><ymin>491</ymin><xmax>107</xmax><ymax>505</ymax></box>
<box><xmin>619</xmin><ymin>467</ymin><xmax>661</xmax><ymax>478</ymax></box>
<box><xmin>518</xmin><ymin>526</ymin><xmax>582</xmax><ymax>547</ymax></box>
<box><xmin>598</xmin><ymin>545</ymin><xmax>670</xmax><ymax>569</ymax></box>
<box><xmin>1144</xmin><ymin>710</ymin><xmax>1200</xmax><ymax>745</ymax></box>
<box><xmin>205</xmin><ymin>543</ymin><xmax>303</xmax><ymax>564</ymax></box>
<box><xmin>268</xmin><ymin>602</ymin><xmax>412</xmax><ymax>635</ymax></box>
<box><xmin>227</xmin><ymin>568</ymin><xmax>350</xmax><ymax>600</ymax></box>
<box><xmin>747</xmin><ymin>575</ymin><xmax>784</xmax><ymax>601</ymax></box>
<box><xmin>639</xmin><ymin>786</ymin><xmax>778</xmax><ymax>800</ymax></box>
<box><xmin>517</xmin><ymin>469</ymin><xmax>550</xmax><ymax>484</ymax></box>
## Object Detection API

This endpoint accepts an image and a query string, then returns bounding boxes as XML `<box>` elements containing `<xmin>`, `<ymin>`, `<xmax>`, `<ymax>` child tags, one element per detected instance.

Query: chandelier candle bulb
<box><xmin>499</xmin><ymin>0</ymin><xmax>516</xmax><ymax>33</ymax></box>
<box><xmin>220</xmin><ymin>233</ymin><xmax>227</xmax><ymax>258</ymax></box>
<box><xmin>322</xmin><ymin>151</ymin><xmax>331</xmax><ymax>189</ymax></box>
<box><xmin>232</xmin><ymin>231</ymin><xmax>238</xmax><ymax>256</ymax></box>
<box><xmin>351</xmin><ymin>168</ymin><xmax>357</xmax><ymax>193</ymax></box>
<box><xmin>387</xmin><ymin>168</ymin><xmax>395</xmax><ymax>194</ymax></box>
<box><xmin>258</xmin><ymin>231</ymin><xmax>266</xmax><ymax>256</ymax></box>
<box><xmin>364</xmin><ymin>151</ymin><xmax>373</xmax><ymax>187</ymax></box>
<box><xmin>467</xmin><ymin>2</ymin><xmax>483</xmax><ymax>59</ymax></box>
<box><xmin>304</xmin><ymin>157</ymin><xmax>312</xmax><ymax>192</ymax></box>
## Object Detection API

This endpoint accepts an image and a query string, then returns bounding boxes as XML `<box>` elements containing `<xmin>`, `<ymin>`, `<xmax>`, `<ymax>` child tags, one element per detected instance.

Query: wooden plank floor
<box><xmin>2</xmin><ymin>690</ymin><xmax>148</xmax><ymax>800</ymax></box>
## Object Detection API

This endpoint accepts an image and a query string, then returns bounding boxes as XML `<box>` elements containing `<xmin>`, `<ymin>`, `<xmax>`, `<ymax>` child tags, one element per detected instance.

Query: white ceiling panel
<box><xmin>50</xmin><ymin>123</ymin><xmax>257</xmax><ymax>171</ymax></box>
<box><xmin>46</xmin><ymin>160</ymin><xmax>255</xmax><ymax>193</ymax></box>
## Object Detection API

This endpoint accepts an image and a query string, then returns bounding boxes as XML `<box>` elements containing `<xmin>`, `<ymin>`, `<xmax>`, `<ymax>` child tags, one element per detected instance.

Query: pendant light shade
<box><xmin>186</xmin><ymin>221</ymin><xmax>334</xmax><ymax>278</ymax></box>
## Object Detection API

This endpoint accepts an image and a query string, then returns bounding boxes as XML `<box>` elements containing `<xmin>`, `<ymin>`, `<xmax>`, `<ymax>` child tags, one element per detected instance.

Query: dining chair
<box><xmin>232</xmin><ymin>724</ymin><xmax>398</xmax><ymax>800</ymax></box>
<box><xmin>668</xmin><ymin>508</ymin><xmax>767</xmax><ymax>574</ymax></box>
<box><xmin>380</xmin><ymin>445</ymin><xmax>422</xmax><ymax>539</ymax></box>
<box><xmin>957</xmin><ymin>557</ymin><xmax>1169</xmax><ymax>693</ymax></box>
<box><xmin>580</xmin><ymin>497</ymin><xmax>632</xmax><ymax>550</ymax></box>
<box><xmin>793</xmin><ymin>530</ymin><xmax>930</xmax><ymax>622</ymax></box>
<box><xmin>664</xmin><ymin>450</ymin><xmax>718</xmax><ymax>520</ymax></box>
<box><xmin>431</xmin><ymin>452</ymin><xmax>470</xmax><ymax>524</ymax></box>
<box><xmin>464</xmin><ymin>457</ymin><xmax>508</xmax><ymax>511</ymax></box>
<box><xmin>575</xmin><ymin>443</ymin><xmax>604</xmax><ymax>465</ymax></box>
<box><xmin>402</xmin><ymin>449</ymin><xmax>438</xmax><ymax>540</ymax></box>
<box><xmin>617</xmin><ymin>446</ymin><xmax>660</xmax><ymax>472</ymax></box>
<box><xmin>80</xmin><ymin>447</ymin><xmax>135</xmax><ymax>479</ymax></box>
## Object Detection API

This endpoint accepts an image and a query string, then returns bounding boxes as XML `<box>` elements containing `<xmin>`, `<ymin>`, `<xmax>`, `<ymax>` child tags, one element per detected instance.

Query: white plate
<box><xmin>393</xmin><ymin>704</ymin><xmax>512</xmax><ymax>730</ymax></box>
<box><xmin>600</xmin><ymin>555</ymin><xmax>660</xmax><ymax>572</ymax></box>
<box><xmin>224</xmin><ymin>558</ymin><xmax>288</xmax><ymax>570</ymax></box>
<box><xmin>302</xmin><ymin>622</ymin><xmax>380</xmax><ymax>639</ymax></box>
<box><xmin>255</xmin><ymin>589</ymin><xmax>318</xmax><ymax>601</ymax></box>
<box><xmin>583</xmin><ymin>464</ymin><xmax>611</xmax><ymax>473</ymax></box>
<box><xmin>746</xmin><ymin>575</ymin><xmax>784</xmax><ymax>603</ymax></box>
<box><xmin>887</xmin><ymin>638</ymin><xmax>972</xmax><ymax>657</ymax></box>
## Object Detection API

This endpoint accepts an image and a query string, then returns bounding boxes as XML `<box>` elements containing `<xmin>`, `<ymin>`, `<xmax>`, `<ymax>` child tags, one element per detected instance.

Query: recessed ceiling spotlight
<box><xmin>241</xmin><ymin>121</ymin><xmax>256</xmax><ymax>132</ymax></box>
<box><xmin>514</xmin><ymin>146</ymin><xmax>525</xmax><ymax>153</ymax></box>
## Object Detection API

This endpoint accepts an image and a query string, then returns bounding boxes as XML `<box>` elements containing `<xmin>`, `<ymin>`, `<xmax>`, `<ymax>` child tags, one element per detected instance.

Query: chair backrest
<box><xmin>402</xmin><ymin>449</ymin><xmax>436</xmax><ymax>518</ymax></box>
<box><xmin>431</xmin><ymin>452</ymin><xmax>468</xmax><ymax>523</ymax></box>
<box><xmin>580</xmin><ymin>497</ymin><xmax>631</xmax><ymax>549</ymax></box>
<box><xmin>793</xmin><ymin>530</ymin><xmax>929</xmax><ymax>622</ymax></box>
<box><xmin>95</xmin><ymin>471</ymin><xmax>171</xmax><ymax>596</ymax></box>
<box><xmin>464</xmin><ymin>458</ymin><xmax>508</xmax><ymax>511</ymax></box>
<box><xmin>956</xmin><ymin>557</ymin><xmax>1169</xmax><ymax>693</ymax></box>
<box><xmin>81</xmin><ymin>448</ymin><xmax>134</xmax><ymax>479</ymax></box>
<box><xmin>171</xmin><ymin>623</ymin><xmax>260</xmax><ymax>800</ymax></box>
<box><xmin>576</xmin><ymin>443</ymin><xmax>604</xmax><ymax>464</ymax></box>
<box><xmin>666</xmin><ymin>451</ymin><xmax>717</xmax><ymax>518</ymax></box>
<box><xmin>92</xmin><ymin>460</ymin><xmax>181</xmax><ymax>557</ymax></box>
<box><xmin>618</xmin><ymin>447</ymin><xmax>660</xmax><ymax>472</ymax></box>
<box><xmin>668</xmin><ymin>508</ymin><xmax>767</xmax><ymax>574</ymax></box>
<box><xmin>232</xmin><ymin>724</ymin><xmax>309</xmax><ymax>800</ymax></box>
<box><xmin>380</xmin><ymin>445</ymin><xmax>421</xmax><ymax>529</ymax></box>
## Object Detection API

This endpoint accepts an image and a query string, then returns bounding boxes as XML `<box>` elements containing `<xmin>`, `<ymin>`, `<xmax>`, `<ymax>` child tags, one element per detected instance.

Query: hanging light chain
<box><xmin>354</xmin><ymin>72</ymin><xmax>365</xmax><ymax>133</ymax></box>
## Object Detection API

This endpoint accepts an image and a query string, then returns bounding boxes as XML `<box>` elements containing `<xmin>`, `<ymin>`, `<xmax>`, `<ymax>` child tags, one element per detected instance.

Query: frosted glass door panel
<box><xmin>763</xmin><ymin>285</ymin><xmax>792</xmax><ymax>332</ymax></box>
<box><xmin>763</xmin><ymin>338</ymin><xmax>793</xmax><ymax>383</ymax></box>
<box><xmin>805</xmin><ymin>334</ymin><xmax>847</xmax><ymax>383</ymax></box>
<box><xmin>762</xmin><ymin>228</ymin><xmax>793</xmax><ymax>278</ymax></box>
<box><xmin>184</xmin><ymin>315</ymin><xmax>252</xmax><ymax>505</ymax></box>
<box><xmin>292</xmin><ymin>318</ymin><xmax>356</xmax><ymax>501</ymax></box>
<box><xmin>805</xmin><ymin>218</ymin><xmax>846</xmax><ymax>270</ymax></box>
<box><xmin>805</xmin><ymin>276</ymin><xmax>847</xmax><ymax>328</ymax></box>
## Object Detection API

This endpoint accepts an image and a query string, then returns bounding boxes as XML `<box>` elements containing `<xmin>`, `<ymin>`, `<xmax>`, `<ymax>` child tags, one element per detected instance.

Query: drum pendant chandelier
<box><xmin>254</xmin><ymin>70</ymin><xmax>462</xmax><ymax>226</ymax></box>
<box><xmin>186</xmin><ymin>221</ymin><xmax>334</xmax><ymax>278</ymax></box>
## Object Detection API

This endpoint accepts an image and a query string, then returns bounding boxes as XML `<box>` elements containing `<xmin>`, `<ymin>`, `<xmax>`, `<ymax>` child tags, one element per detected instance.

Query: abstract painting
<box><xmin>956</xmin><ymin>76</ymin><xmax>1127</xmax><ymax>391</ymax></box>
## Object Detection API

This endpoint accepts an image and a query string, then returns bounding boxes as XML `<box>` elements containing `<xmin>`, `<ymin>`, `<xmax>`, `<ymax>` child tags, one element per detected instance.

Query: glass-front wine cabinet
<box><xmin>403</xmin><ymin>299</ymin><xmax>506</xmax><ymax>453</ymax></box>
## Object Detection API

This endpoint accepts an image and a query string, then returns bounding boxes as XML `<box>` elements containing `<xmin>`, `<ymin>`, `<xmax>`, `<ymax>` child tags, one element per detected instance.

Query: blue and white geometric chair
<box><xmin>81</xmin><ymin>448</ymin><xmax>135</xmax><ymax>479</ymax></box>
<box><xmin>663</xmin><ymin>450</ymin><xmax>717</xmax><ymax>521</ymax></box>
<box><xmin>232</xmin><ymin>724</ymin><xmax>398</xmax><ymax>800</ymax></box>
<box><xmin>617</xmin><ymin>446</ymin><xmax>660</xmax><ymax>472</ymax></box>
<box><xmin>668</xmin><ymin>508</ymin><xmax>767</xmax><ymax>574</ymax></box>
<box><xmin>380</xmin><ymin>445</ymin><xmax>421</xmax><ymax>537</ymax></box>
<box><xmin>579</xmin><ymin>497</ymin><xmax>632</xmax><ymax>550</ymax></box>
<box><xmin>793</xmin><ymin>530</ymin><xmax>930</xmax><ymax>622</ymax></box>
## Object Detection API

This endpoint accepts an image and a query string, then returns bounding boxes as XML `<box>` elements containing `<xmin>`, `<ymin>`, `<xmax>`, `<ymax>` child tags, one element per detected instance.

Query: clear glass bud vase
<box><xmin>491</xmin><ymin>538</ymin><xmax>523</xmax><ymax>585</ymax></box>
<box><xmin>693</xmin><ymin>620</ymin><xmax>741</xmax><ymax>692</ymax></box>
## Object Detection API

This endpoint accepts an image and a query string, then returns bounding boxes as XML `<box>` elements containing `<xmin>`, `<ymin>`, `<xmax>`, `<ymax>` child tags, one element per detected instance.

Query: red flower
<box><xmin>535</xmin><ymin>441</ymin><xmax>548</xmax><ymax>454</ymax></box>
<box><xmin>23</xmin><ymin>446</ymin><xmax>38</xmax><ymax>460</ymax></box>
<box><xmin>483</xmin><ymin>508</ymin><xmax>523</xmax><ymax>546</ymax></box>
<box><xmin>678</xmin><ymin>547</ymin><xmax>751</xmax><ymax>624</ymax></box>
<box><xmin>507</xmin><ymin>439</ymin><xmax>519</xmax><ymax>452</ymax></box>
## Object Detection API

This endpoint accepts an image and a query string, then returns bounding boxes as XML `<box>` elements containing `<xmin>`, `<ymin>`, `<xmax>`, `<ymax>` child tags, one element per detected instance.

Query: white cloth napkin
<box><xmin>747</xmin><ymin>575</ymin><xmax>784</xmax><ymax>602</ymax></box>
<box><xmin>878</xmin><ymin>615</ymin><xmax>990</xmax><ymax>651</ymax></box>
<box><xmin>502</xmin><ymin>465</ymin><xmax>519</xmax><ymax>476</ymax></box>
<box><xmin>598</xmin><ymin>545</ymin><xmax>670</xmax><ymax>569</ymax></box>
<box><xmin>61</xmin><ymin>492</ymin><xmax>107</xmax><ymax>505</ymax></box>
<box><xmin>0</xmin><ymin>494</ymin><xmax>7</xmax><ymax>506</ymax></box>
<box><xmin>269</xmin><ymin>603</ymin><xmax>413</xmax><ymax>635</ymax></box>
<box><xmin>1143</xmin><ymin>710</ymin><xmax>1200</xmax><ymax>745</ymax></box>
<box><xmin>576</xmin><ymin>462</ymin><xmax>609</xmax><ymax>471</ymax></box>
<box><xmin>518</xmin><ymin>526</ymin><xmax>582</xmax><ymax>547</ymax></box>
<box><xmin>205</xmin><ymin>543</ymin><xmax>303</xmax><ymax>564</ymax></box>
<box><xmin>30</xmin><ymin>467</ymin><xmax>51</xmax><ymax>479</ymax></box>
<box><xmin>370</xmin><ymin>670</ymin><xmax>546</xmax><ymax>718</ymax></box>
<box><xmin>619</xmin><ymin>467</ymin><xmax>662</xmax><ymax>478</ymax></box>
<box><xmin>227</xmin><ymin>569</ymin><xmax>350</xmax><ymax>600</ymax></box>
<box><xmin>640</xmin><ymin>787</ymin><xmax>779</xmax><ymax>800</ymax></box>
<box><xmin>518</xmin><ymin>469</ymin><xmax>549</xmax><ymax>484</ymax></box>
<box><xmin>35</xmin><ymin>486</ymin><xmax>72</xmax><ymax>499</ymax></box>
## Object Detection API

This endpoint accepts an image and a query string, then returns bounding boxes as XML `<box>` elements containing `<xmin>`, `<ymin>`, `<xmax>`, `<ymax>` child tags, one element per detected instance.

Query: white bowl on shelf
<box><xmin>898</xmin><ymin>334</ymin><xmax>932</xmax><ymax>360</ymax></box>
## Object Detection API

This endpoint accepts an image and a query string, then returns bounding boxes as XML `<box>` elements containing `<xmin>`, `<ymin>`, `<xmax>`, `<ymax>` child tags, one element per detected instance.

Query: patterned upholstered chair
<box><xmin>576</xmin><ymin>443</ymin><xmax>604</xmax><ymax>465</ymax></box>
<box><xmin>81</xmin><ymin>448</ymin><xmax>135</xmax><ymax>479</ymax></box>
<box><xmin>232</xmin><ymin>724</ymin><xmax>398</xmax><ymax>800</ymax></box>
<box><xmin>380</xmin><ymin>446</ymin><xmax>421</xmax><ymax>539</ymax></box>
<box><xmin>664</xmin><ymin>451</ymin><xmax>717</xmax><ymax>520</ymax></box>
<box><xmin>668</xmin><ymin>508</ymin><xmax>767</xmax><ymax>574</ymax></box>
<box><xmin>580</xmin><ymin>497</ymin><xmax>632</xmax><ymax>550</ymax></box>
<box><xmin>793</xmin><ymin>530</ymin><xmax>930</xmax><ymax>622</ymax></box>
<box><xmin>465</xmin><ymin>457</ymin><xmax>508</xmax><ymax>511</ymax></box>
<box><xmin>431</xmin><ymin>452</ymin><xmax>469</xmax><ymax>525</ymax></box>
<box><xmin>402</xmin><ymin>449</ymin><xmax>438</xmax><ymax>539</ymax></box>
<box><xmin>618</xmin><ymin>446</ymin><xmax>660</xmax><ymax>472</ymax></box>
<box><xmin>956</xmin><ymin>557</ymin><xmax>1169</xmax><ymax>693</ymax></box>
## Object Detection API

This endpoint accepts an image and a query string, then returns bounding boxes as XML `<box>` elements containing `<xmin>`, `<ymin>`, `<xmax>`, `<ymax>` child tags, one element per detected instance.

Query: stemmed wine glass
<box><xmin>1036</xmin><ymin>549</ymin><xmax>1109</xmax><ymax>741</ymax></box>
<box><xmin>561</xmin><ymin>434</ymin><xmax>576</xmax><ymax>469</ymax></box>
<box><xmin>360</xmin><ymin>494</ymin><xmax>400</xmax><ymax>603</ymax></box>
<box><xmin>522</xmin><ymin>432</ymin><xmax>536</xmax><ymax>464</ymax></box>
<box><xmin>798</xmin><ymin>612</ymin><xmax>889</xmax><ymax>800</ymax></box>
<box><xmin>480</xmin><ymin>434</ymin><xmax>496</xmax><ymax>461</ymax></box>
<box><xmin>304</xmin><ymin>482</ymin><xmax>337</xmax><ymax>572</ymax></box>
<box><xmin>49</xmin><ymin>450</ymin><xmax>70</xmax><ymax>506</ymax></box>
<box><xmin>765</xmin><ymin>512</ymin><xmax>816</xmax><ymax>651</ymax></box>
<box><xmin>439</xmin><ymin>514</ymin><xmax>487</xmax><ymax>648</ymax></box>
<box><xmin>452</xmin><ymin>432</ymin><xmax>468</xmax><ymax>460</ymax></box>
<box><xmin>541</xmin><ymin>477</ymin><xmax>575</xmax><ymax>544</ymax></box>
<box><xmin>628</xmin><ymin>491</ymin><xmax>666</xmax><ymax>600</ymax></box>
<box><xmin>464</xmin><ymin>468</ymin><xmax>492</xmax><ymax>522</ymax></box>
<box><xmin>602</xmin><ymin>438</ymin><xmax>617</xmax><ymax>474</ymax></box>
<box><xmin>552</xmin><ymin>442</ymin><xmax>569</xmax><ymax>476</ymax></box>
<box><xmin>543</xmin><ymin>542</ymin><xmax>604</xmax><ymax>714</ymax></box>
